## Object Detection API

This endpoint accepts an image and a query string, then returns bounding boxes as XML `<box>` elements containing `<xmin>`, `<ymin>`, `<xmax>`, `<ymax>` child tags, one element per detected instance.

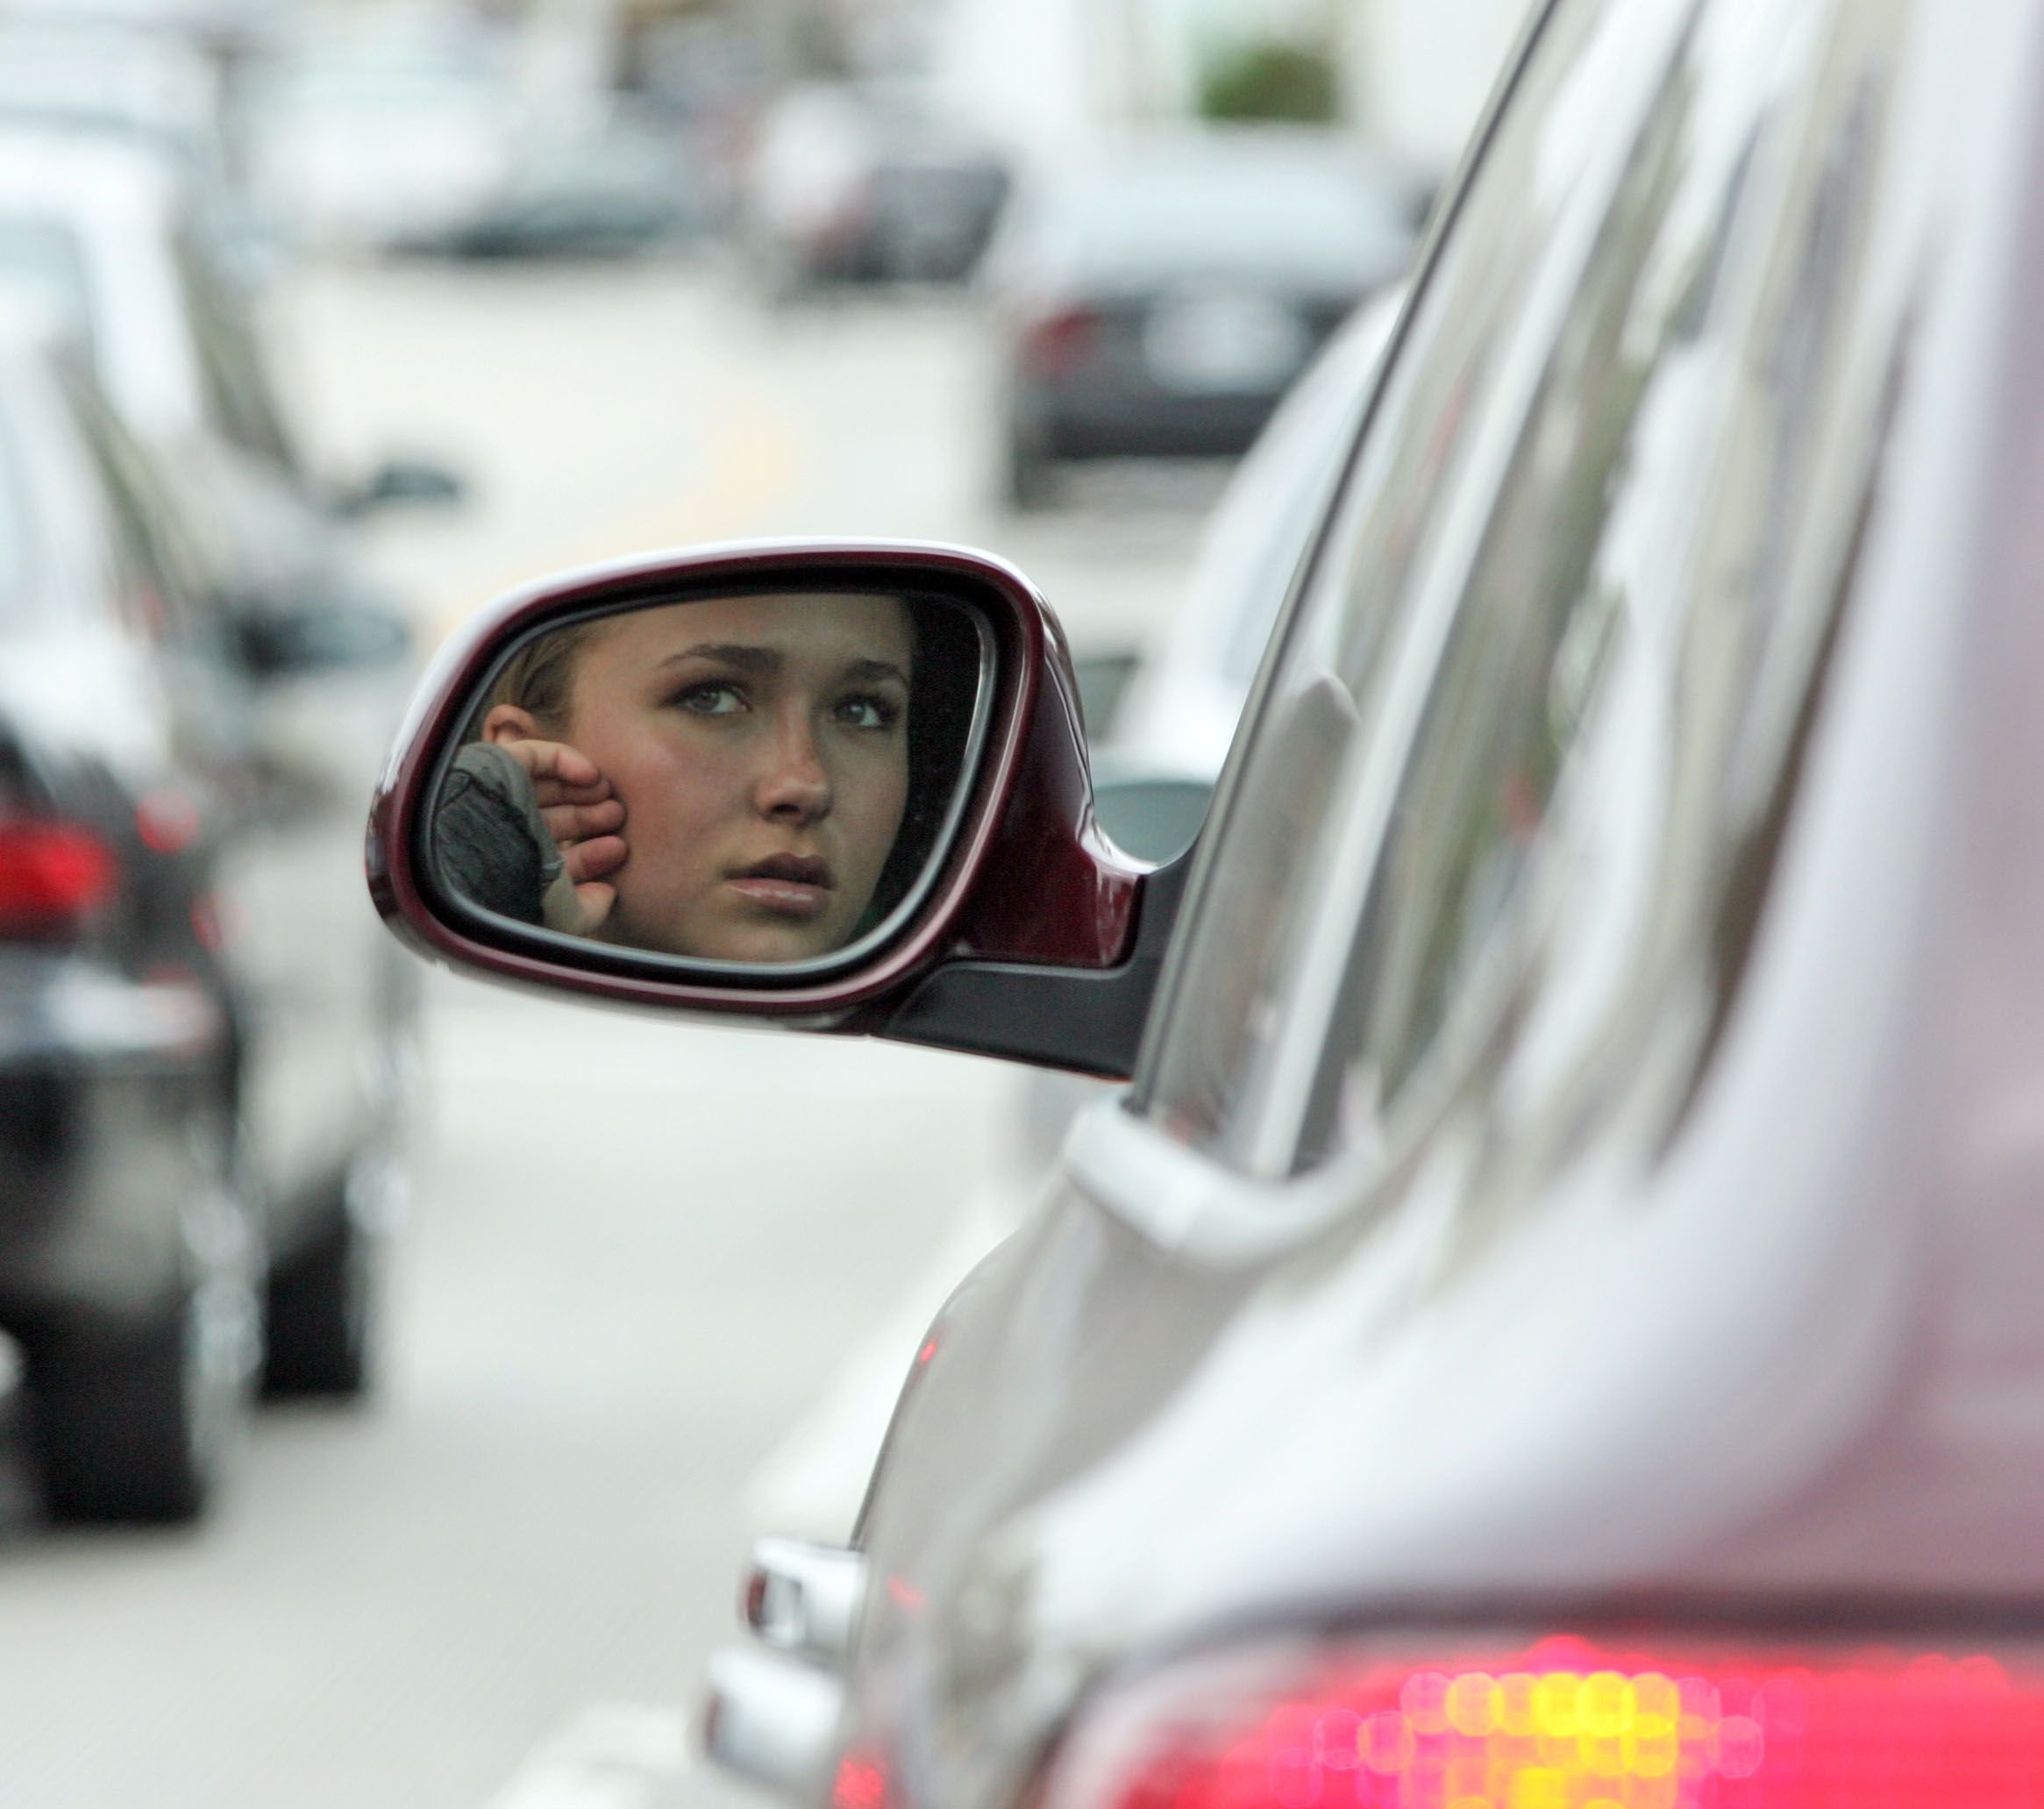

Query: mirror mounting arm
<box><xmin>880</xmin><ymin>849</ymin><xmax>1191</xmax><ymax>1080</ymax></box>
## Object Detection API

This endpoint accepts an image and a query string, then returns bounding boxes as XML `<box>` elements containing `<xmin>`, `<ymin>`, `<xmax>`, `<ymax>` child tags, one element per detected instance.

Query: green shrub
<box><xmin>1199</xmin><ymin>40</ymin><xmax>1341</xmax><ymax>124</ymax></box>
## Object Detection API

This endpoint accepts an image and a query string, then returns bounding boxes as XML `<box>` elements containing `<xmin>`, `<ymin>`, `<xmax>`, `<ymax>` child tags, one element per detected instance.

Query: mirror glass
<box><xmin>424</xmin><ymin>588</ymin><xmax>990</xmax><ymax>973</ymax></box>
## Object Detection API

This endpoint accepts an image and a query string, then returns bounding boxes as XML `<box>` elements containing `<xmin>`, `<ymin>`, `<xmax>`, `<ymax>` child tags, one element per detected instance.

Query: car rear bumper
<box><xmin>0</xmin><ymin>952</ymin><xmax>228</xmax><ymax>1335</ymax></box>
<box><xmin>1019</xmin><ymin>378</ymin><xmax>1287</xmax><ymax>460</ymax></box>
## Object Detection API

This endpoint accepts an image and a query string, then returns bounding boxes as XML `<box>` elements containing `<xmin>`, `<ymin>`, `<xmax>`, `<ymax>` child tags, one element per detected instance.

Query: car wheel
<box><xmin>28</xmin><ymin>1124</ymin><xmax>260</xmax><ymax>1525</ymax></box>
<box><xmin>260</xmin><ymin>1136</ymin><xmax>403</xmax><ymax>1400</ymax></box>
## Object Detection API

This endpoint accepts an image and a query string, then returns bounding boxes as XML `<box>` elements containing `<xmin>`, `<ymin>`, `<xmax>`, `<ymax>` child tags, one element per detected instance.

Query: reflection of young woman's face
<box><xmin>548</xmin><ymin>594</ymin><xmax>911</xmax><ymax>962</ymax></box>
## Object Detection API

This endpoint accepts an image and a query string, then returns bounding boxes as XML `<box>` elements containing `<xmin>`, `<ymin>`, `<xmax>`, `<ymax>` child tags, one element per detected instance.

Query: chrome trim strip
<box><xmin>1063</xmin><ymin>1093</ymin><xmax>1382</xmax><ymax>1265</ymax></box>
<box><xmin>744</xmin><ymin>1538</ymin><xmax>866</xmax><ymax>1668</ymax></box>
<box><xmin>701</xmin><ymin>1646</ymin><xmax>844</xmax><ymax>1798</ymax></box>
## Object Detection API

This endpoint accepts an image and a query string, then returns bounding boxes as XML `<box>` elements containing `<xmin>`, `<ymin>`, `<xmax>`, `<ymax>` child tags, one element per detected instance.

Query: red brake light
<box><xmin>0</xmin><ymin>821</ymin><xmax>118</xmax><ymax>937</ymax></box>
<box><xmin>833</xmin><ymin>1753</ymin><xmax>890</xmax><ymax>1809</ymax></box>
<box><xmin>1047</xmin><ymin>1635</ymin><xmax>2044</xmax><ymax>1809</ymax></box>
<box><xmin>1020</xmin><ymin>307</ymin><xmax>1101</xmax><ymax>375</ymax></box>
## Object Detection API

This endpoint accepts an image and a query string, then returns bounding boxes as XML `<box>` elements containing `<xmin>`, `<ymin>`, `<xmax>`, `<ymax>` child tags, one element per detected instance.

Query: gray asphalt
<box><xmin>0</xmin><ymin>253</ymin><xmax>1205</xmax><ymax>1806</ymax></box>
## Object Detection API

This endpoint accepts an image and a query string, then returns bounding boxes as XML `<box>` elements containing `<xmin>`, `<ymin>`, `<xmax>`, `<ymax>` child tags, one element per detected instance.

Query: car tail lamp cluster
<box><xmin>1020</xmin><ymin>307</ymin><xmax>1102</xmax><ymax>375</ymax></box>
<box><xmin>0</xmin><ymin>819</ymin><xmax>117</xmax><ymax>938</ymax></box>
<box><xmin>1041</xmin><ymin>1635</ymin><xmax>2044</xmax><ymax>1809</ymax></box>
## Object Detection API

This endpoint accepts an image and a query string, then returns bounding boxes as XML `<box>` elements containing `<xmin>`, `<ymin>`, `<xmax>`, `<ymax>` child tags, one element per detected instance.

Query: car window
<box><xmin>1058</xmin><ymin>155</ymin><xmax>1407</xmax><ymax>286</ymax></box>
<box><xmin>172</xmin><ymin>231</ymin><xmax>298</xmax><ymax>474</ymax></box>
<box><xmin>0</xmin><ymin>406</ymin><xmax>32</xmax><ymax>630</ymax></box>
<box><xmin>53</xmin><ymin>353</ymin><xmax>230</xmax><ymax>660</ymax></box>
<box><xmin>0</xmin><ymin>217</ymin><xmax>97</xmax><ymax>367</ymax></box>
<box><xmin>1138</xmin><ymin>0</ymin><xmax>1919</xmax><ymax>1184</ymax></box>
<box><xmin>1213</xmin><ymin>301</ymin><xmax>1399</xmax><ymax>695</ymax></box>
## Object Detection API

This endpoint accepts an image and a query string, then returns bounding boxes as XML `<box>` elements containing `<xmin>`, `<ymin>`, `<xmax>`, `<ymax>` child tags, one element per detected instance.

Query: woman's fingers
<box><xmin>539</xmin><ymin>870</ymin><xmax>616</xmax><ymax>937</ymax></box>
<box><xmin>540</xmin><ymin>797</ymin><xmax>625</xmax><ymax>844</ymax></box>
<box><xmin>503</xmin><ymin>737</ymin><xmax>608</xmax><ymax>795</ymax></box>
<box><xmin>563</xmin><ymin>833</ymin><xmax>628</xmax><ymax>885</ymax></box>
<box><xmin>531</xmin><ymin>776</ymin><xmax>612</xmax><ymax>809</ymax></box>
<box><xmin>571</xmin><ymin>880</ymin><xmax>616</xmax><ymax>932</ymax></box>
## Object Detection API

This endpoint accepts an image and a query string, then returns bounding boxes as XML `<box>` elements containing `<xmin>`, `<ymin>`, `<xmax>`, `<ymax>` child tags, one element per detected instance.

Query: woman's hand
<box><xmin>495</xmin><ymin>737</ymin><xmax>628</xmax><ymax>935</ymax></box>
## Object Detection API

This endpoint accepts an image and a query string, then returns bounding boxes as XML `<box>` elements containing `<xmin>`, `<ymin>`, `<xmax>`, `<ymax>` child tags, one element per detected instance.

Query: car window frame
<box><xmin>1056</xmin><ymin>0</ymin><xmax>1568</xmax><ymax>1260</ymax></box>
<box><xmin>1074</xmin><ymin>0</ymin><xmax>1906</xmax><ymax>1258</ymax></box>
<box><xmin>1125</xmin><ymin>0</ymin><xmax>1563</xmax><ymax>1108</ymax></box>
<box><xmin>1139</xmin><ymin>0</ymin><xmax>1684</xmax><ymax>1162</ymax></box>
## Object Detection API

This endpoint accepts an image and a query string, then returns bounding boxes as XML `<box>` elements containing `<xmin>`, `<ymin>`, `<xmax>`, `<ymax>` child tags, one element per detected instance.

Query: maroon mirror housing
<box><xmin>366</xmin><ymin>539</ymin><xmax>1189</xmax><ymax>1078</ymax></box>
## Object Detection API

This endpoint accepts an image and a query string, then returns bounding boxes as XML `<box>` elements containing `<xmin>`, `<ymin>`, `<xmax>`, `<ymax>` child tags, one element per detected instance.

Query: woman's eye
<box><xmin>834</xmin><ymin>694</ymin><xmax>901</xmax><ymax>730</ymax></box>
<box><xmin>675</xmin><ymin>682</ymin><xmax>744</xmax><ymax>716</ymax></box>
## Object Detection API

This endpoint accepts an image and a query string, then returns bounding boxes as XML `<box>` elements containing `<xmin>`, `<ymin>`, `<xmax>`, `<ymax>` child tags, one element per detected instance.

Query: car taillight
<box><xmin>1020</xmin><ymin>307</ymin><xmax>1101</xmax><ymax>375</ymax></box>
<box><xmin>1040</xmin><ymin>1633</ymin><xmax>2044</xmax><ymax>1809</ymax></box>
<box><xmin>0</xmin><ymin>820</ymin><xmax>118</xmax><ymax>937</ymax></box>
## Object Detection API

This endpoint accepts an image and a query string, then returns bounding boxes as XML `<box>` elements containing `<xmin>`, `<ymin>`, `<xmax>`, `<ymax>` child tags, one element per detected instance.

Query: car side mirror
<box><xmin>367</xmin><ymin>540</ymin><xmax>1194</xmax><ymax>1079</ymax></box>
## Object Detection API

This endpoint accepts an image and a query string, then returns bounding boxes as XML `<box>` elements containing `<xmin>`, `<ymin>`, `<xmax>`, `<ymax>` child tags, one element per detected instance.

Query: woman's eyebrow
<box><xmin>843</xmin><ymin>659</ymin><xmax>909</xmax><ymax>687</ymax></box>
<box><xmin>660</xmin><ymin>643</ymin><xmax>780</xmax><ymax>673</ymax></box>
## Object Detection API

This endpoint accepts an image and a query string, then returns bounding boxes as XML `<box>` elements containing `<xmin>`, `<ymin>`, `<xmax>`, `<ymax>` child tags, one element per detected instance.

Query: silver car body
<box><xmin>725</xmin><ymin>1</ymin><xmax>2044</xmax><ymax>1806</ymax></box>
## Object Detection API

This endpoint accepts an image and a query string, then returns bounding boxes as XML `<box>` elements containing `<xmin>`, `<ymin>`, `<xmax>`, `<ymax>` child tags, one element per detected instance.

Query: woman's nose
<box><xmin>754</xmin><ymin>714</ymin><xmax>831</xmax><ymax>822</ymax></box>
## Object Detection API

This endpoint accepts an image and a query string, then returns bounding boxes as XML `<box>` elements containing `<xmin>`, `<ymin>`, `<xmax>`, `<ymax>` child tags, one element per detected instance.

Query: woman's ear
<box><xmin>483</xmin><ymin>704</ymin><xmax>544</xmax><ymax>746</ymax></box>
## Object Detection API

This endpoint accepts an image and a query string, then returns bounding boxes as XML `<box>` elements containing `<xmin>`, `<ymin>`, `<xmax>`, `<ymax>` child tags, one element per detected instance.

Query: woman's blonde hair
<box><xmin>485</xmin><ymin>620</ymin><xmax>602</xmax><ymax>731</ymax></box>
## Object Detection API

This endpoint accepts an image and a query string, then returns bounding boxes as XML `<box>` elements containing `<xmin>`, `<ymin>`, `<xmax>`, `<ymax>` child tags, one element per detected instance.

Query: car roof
<box><xmin>0</xmin><ymin>21</ymin><xmax>221</xmax><ymax>138</ymax></box>
<box><xmin>991</xmin><ymin>129</ymin><xmax>1412</xmax><ymax>296</ymax></box>
<box><xmin>0</xmin><ymin>0</ymin><xmax>275</xmax><ymax>44</ymax></box>
<box><xmin>0</xmin><ymin>125</ymin><xmax>201</xmax><ymax>442</ymax></box>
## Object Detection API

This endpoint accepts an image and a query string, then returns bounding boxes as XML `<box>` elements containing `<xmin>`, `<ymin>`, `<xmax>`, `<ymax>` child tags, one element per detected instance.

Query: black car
<box><xmin>0</xmin><ymin>296</ymin><xmax>418</xmax><ymax>1522</ymax></box>
<box><xmin>0</xmin><ymin>120</ymin><xmax>448</xmax><ymax>1413</ymax></box>
<box><xmin>986</xmin><ymin>131</ymin><xmax>1415</xmax><ymax>508</ymax></box>
<box><xmin>0</xmin><ymin>308</ymin><xmax>255</xmax><ymax>1522</ymax></box>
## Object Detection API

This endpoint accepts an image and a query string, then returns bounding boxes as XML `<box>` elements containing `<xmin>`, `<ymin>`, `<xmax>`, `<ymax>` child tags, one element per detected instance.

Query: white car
<box><xmin>247</xmin><ymin>24</ymin><xmax>522</xmax><ymax>254</ymax></box>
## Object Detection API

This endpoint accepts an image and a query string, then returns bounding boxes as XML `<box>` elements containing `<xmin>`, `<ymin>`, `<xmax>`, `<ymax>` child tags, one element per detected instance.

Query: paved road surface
<box><xmin>0</xmin><ymin>253</ymin><xmax>1207</xmax><ymax>1808</ymax></box>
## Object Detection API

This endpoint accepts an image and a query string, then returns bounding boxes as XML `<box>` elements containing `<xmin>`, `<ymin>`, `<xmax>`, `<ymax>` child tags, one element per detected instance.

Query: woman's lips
<box><xmin>727</xmin><ymin>854</ymin><xmax>833</xmax><ymax>920</ymax></box>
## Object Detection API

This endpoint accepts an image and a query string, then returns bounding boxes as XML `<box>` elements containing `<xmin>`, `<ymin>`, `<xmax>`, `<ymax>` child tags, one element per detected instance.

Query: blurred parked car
<box><xmin>246</xmin><ymin>20</ymin><xmax>520</xmax><ymax>254</ymax></box>
<box><xmin>985</xmin><ymin>131</ymin><xmax>1414</xmax><ymax>508</ymax></box>
<box><xmin>424</xmin><ymin>103</ymin><xmax>701</xmax><ymax>260</ymax></box>
<box><xmin>0</xmin><ymin>129</ymin><xmax>443</xmax><ymax>1473</ymax></box>
<box><xmin>0</xmin><ymin>288</ymin><xmax>417</xmax><ymax>1522</ymax></box>
<box><xmin>0</xmin><ymin>303</ymin><xmax>251</xmax><ymax>1525</ymax></box>
<box><xmin>0</xmin><ymin>18</ymin><xmax>276</xmax><ymax>282</ymax></box>
<box><xmin>742</xmin><ymin>82</ymin><xmax>1010</xmax><ymax>297</ymax></box>
<box><xmin>374</xmin><ymin>0</ymin><xmax>2044</xmax><ymax>1804</ymax></box>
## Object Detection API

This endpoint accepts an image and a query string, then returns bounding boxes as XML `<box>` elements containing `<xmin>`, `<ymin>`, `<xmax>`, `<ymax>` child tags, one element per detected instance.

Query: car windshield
<box><xmin>1050</xmin><ymin>150</ymin><xmax>1407</xmax><ymax>286</ymax></box>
